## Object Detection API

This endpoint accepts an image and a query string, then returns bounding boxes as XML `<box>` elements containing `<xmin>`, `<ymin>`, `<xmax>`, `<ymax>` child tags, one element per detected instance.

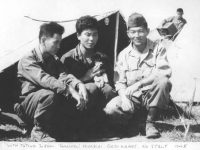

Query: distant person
<box><xmin>161</xmin><ymin>8</ymin><xmax>187</xmax><ymax>31</ymax></box>
<box><xmin>16</xmin><ymin>22</ymin><xmax>91</xmax><ymax>142</ymax></box>
<box><xmin>104</xmin><ymin>12</ymin><xmax>172</xmax><ymax>138</ymax></box>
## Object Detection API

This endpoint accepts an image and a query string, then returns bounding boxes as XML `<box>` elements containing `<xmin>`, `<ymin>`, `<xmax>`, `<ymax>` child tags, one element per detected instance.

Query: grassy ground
<box><xmin>1</xmin><ymin>106</ymin><xmax>200</xmax><ymax>142</ymax></box>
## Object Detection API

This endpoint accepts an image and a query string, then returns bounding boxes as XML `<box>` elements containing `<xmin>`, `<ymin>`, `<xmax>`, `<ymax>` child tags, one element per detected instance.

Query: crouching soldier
<box><xmin>60</xmin><ymin>16</ymin><xmax>117</xmax><ymax>112</ymax></box>
<box><xmin>104</xmin><ymin>13</ymin><xmax>172</xmax><ymax>138</ymax></box>
<box><xmin>15</xmin><ymin>22</ymin><xmax>89</xmax><ymax>142</ymax></box>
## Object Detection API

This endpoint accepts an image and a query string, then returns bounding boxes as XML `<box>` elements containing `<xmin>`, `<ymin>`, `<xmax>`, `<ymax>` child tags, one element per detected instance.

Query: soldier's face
<box><xmin>127</xmin><ymin>26</ymin><xmax>149</xmax><ymax>46</ymax></box>
<box><xmin>44</xmin><ymin>34</ymin><xmax>62</xmax><ymax>55</ymax></box>
<box><xmin>177</xmin><ymin>11</ymin><xmax>183</xmax><ymax>19</ymax></box>
<box><xmin>77</xmin><ymin>29</ymin><xmax>98</xmax><ymax>50</ymax></box>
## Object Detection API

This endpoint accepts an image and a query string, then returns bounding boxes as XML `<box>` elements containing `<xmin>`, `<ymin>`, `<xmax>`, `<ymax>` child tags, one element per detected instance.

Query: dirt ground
<box><xmin>1</xmin><ymin>106</ymin><xmax>200</xmax><ymax>142</ymax></box>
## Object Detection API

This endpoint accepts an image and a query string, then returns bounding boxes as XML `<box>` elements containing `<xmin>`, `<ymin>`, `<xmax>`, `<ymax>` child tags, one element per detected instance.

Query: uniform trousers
<box><xmin>103</xmin><ymin>76</ymin><xmax>172</xmax><ymax>124</ymax></box>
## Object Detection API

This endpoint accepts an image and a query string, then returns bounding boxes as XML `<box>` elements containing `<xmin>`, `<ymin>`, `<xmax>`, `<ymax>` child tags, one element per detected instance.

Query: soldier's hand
<box><xmin>93</xmin><ymin>64</ymin><xmax>105</xmax><ymax>77</ymax></box>
<box><xmin>125</xmin><ymin>82</ymin><xmax>141</xmax><ymax>102</ymax></box>
<box><xmin>72</xmin><ymin>92</ymin><xmax>86</xmax><ymax>111</ymax></box>
<box><xmin>83</xmin><ymin>67</ymin><xmax>105</xmax><ymax>82</ymax></box>
<box><xmin>68</xmin><ymin>86</ymin><xmax>86</xmax><ymax>111</ymax></box>
<box><xmin>83</xmin><ymin>68</ymin><xmax>95</xmax><ymax>81</ymax></box>
<box><xmin>94</xmin><ymin>76</ymin><xmax>105</xmax><ymax>88</ymax></box>
<box><xmin>78</xmin><ymin>83</ymin><xmax>88</xmax><ymax>108</ymax></box>
<box><xmin>121</xmin><ymin>97</ymin><xmax>134</xmax><ymax>112</ymax></box>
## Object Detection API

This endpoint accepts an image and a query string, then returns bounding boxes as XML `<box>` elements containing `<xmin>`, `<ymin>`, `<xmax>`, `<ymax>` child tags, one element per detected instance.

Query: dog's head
<box><xmin>93</xmin><ymin>52</ymin><xmax>109</xmax><ymax>69</ymax></box>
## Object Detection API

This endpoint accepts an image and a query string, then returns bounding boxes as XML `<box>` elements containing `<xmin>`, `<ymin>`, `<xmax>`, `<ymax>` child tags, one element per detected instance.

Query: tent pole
<box><xmin>113</xmin><ymin>11</ymin><xmax>119</xmax><ymax>68</ymax></box>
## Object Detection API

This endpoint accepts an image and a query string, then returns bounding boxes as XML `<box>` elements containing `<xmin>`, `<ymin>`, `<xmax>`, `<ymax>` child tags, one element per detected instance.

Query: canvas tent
<box><xmin>0</xmin><ymin>10</ymin><xmax>129</xmax><ymax>112</ymax></box>
<box><xmin>1</xmin><ymin>9</ymin><xmax>200</xmax><ymax>115</ymax></box>
<box><xmin>147</xmin><ymin>22</ymin><xmax>200</xmax><ymax>103</ymax></box>
<box><xmin>0</xmin><ymin>10</ymin><xmax>129</xmax><ymax>73</ymax></box>
<box><xmin>167</xmin><ymin>24</ymin><xmax>200</xmax><ymax>103</ymax></box>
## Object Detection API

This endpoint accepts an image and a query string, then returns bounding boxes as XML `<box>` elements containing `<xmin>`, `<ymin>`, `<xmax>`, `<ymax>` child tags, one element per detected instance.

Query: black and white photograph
<box><xmin>0</xmin><ymin>0</ymin><xmax>200</xmax><ymax>149</ymax></box>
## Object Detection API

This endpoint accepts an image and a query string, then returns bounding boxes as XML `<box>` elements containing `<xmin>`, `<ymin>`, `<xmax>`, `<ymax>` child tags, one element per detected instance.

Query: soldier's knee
<box><xmin>47</xmin><ymin>90</ymin><xmax>57</xmax><ymax>98</ymax></box>
<box><xmin>104</xmin><ymin>106</ymin><xmax>132</xmax><ymax>125</ymax></box>
<box><xmin>155</xmin><ymin>76</ymin><xmax>172</xmax><ymax>90</ymax></box>
<box><xmin>101</xmin><ymin>84</ymin><xmax>117</xmax><ymax>100</ymax></box>
<box><xmin>103</xmin><ymin>96</ymin><xmax>132</xmax><ymax>124</ymax></box>
<box><xmin>104</xmin><ymin>96</ymin><xmax>120</xmax><ymax>115</ymax></box>
<box><xmin>40</xmin><ymin>90</ymin><xmax>58</xmax><ymax>105</ymax></box>
<box><xmin>46</xmin><ymin>90</ymin><xmax>58</xmax><ymax>101</ymax></box>
<box><xmin>85</xmin><ymin>83</ymin><xmax>99</xmax><ymax>94</ymax></box>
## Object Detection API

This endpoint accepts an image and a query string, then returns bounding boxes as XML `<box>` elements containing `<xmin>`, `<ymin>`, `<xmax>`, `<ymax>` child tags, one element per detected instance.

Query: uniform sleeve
<box><xmin>162</xmin><ymin>16</ymin><xmax>174</xmax><ymax>25</ymax></box>
<box><xmin>20</xmin><ymin>55</ymin><xmax>73</xmax><ymax>96</ymax></box>
<box><xmin>165</xmin><ymin>16</ymin><xmax>174</xmax><ymax>23</ymax></box>
<box><xmin>155</xmin><ymin>43</ymin><xmax>172</xmax><ymax>78</ymax></box>
<box><xmin>178</xmin><ymin>20</ymin><xmax>187</xmax><ymax>31</ymax></box>
<box><xmin>60</xmin><ymin>52</ymin><xmax>72</xmax><ymax>70</ymax></box>
<box><xmin>55</xmin><ymin>58</ymin><xmax>81</xmax><ymax>89</ymax></box>
<box><xmin>115</xmin><ymin>52</ymin><xmax>129</xmax><ymax>91</ymax></box>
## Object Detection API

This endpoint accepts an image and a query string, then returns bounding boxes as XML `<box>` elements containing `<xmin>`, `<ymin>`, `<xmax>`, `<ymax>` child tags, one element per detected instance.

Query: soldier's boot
<box><xmin>31</xmin><ymin>121</ymin><xmax>56</xmax><ymax>142</ymax></box>
<box><xmin>146</xmin><ymin>107</ymin><xmax>160</xmax><ymax>139</ymax></box>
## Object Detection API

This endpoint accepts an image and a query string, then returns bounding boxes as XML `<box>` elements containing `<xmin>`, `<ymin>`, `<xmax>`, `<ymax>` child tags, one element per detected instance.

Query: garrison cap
<box><xmin>177</xmin><ymin>8</ymin><xmax>184</xmax><ymax>13</ymax></box>
<box><xmin>127</xmin><ymin>12</ymin><xmax>147</xmax><ymax>28</ymax></box>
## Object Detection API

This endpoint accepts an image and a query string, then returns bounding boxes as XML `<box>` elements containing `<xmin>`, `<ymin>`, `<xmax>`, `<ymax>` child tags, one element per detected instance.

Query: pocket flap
<box><xmin>128</xmin><ymin>57</ymin><xmax>139</xmax><ymax>71</ymax></box>
<box><xmin>143</xmin><ymin>60</ymin><xmax>155</xmax><ymax>67</ymax></box>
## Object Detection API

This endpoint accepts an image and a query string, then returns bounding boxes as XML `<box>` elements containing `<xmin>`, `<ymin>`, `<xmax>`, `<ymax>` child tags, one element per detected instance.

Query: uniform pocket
<box><xmin>143</xmin><ymin>60</ymin><xmax>155</xmax><ymax>67</ymax></box>
<box><xmin>141</xmin><ymin>60</ymin><xmax>155</xmax><ymax>77</ymax></box>
<box><xmin>126</xmin><ymin>57</ymin><xmax>140</xmax><ymax>85</ymax></box>
<box><xmin>128</xmin><ymin>57</ymin><xmax>139</xmax><ymax>71</ymax></box>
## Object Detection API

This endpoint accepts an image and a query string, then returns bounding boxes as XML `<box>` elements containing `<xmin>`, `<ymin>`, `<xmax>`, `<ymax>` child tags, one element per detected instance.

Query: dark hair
<box><xmin>39</xmin><ymin>22</ymin><xmax>64</xmax><ymax>42</ymax></box>
<box><xmin>92</xmin><ymin>52</ymin><xmax>112</xmax><ymax>74</ymax></box>
<box><xmin>93</xmin><ymin>52</ymin><xmax>110</xmax><ymax>68</ymax></box>
<box><xmin>92</xmin><ymin>51</ymin><xmax>113</xmax><ymax>83</ymax></box>
<box><xmin>76</xmin><ymin>15</ymin><xmax>99</xmax><ymax>34</ymax></box>
<box><xmin>177</xmin><ymin>8</ymin><xmax>184</xmax><ymax>13</ymax></box>
<box><xmin>128</xmin><ymin>22</ymin><xmax>148</xmax><ymax>31</ymax></box>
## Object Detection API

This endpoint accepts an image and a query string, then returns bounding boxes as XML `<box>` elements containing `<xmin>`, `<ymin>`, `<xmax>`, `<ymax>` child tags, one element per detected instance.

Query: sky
<box><xmin>0</xmin><ymin>0</ymin><xmax>200</xmax><ymax>52</ymax></box>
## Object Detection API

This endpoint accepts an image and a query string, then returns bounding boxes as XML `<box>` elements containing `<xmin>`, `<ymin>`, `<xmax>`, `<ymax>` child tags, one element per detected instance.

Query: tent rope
<box><xmin>24</xmin><ymin>10</ymin><xmax>116</xmax><ymax>23</ymax></box>
<box><xmin>1</xmin><ymin>10</ymin><xmax>117</xmax><ymax>60</ymax></box>
<box><xmin>0</xmin><ymin>38</ymin><xmax>38</xmax><ymax>59</ymax></box>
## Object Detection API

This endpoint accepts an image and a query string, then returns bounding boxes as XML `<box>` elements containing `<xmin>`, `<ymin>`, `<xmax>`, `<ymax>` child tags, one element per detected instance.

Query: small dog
<box><xmin>92</xmin><ymin>52</ymin><xmax>112</xmax><ymax>85</ymax></box>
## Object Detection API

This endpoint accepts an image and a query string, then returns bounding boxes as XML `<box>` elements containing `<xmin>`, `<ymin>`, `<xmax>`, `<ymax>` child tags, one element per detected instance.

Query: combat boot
<box><xmin>31</xmin><ymin>122</ymin><xmax>56</xmax><ymax>142</ymax></box>
<box><xmin>146</xmin><ymin>107</ymin><xmax>160</xmax><ymax>138</ymax></box>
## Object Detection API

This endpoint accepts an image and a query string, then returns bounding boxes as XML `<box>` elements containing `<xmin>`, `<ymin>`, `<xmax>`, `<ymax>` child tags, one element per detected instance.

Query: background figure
<box><xmin>161</xmin><ymin>8</ymin><xmax>187</xmax><ymax>31</ymax></box>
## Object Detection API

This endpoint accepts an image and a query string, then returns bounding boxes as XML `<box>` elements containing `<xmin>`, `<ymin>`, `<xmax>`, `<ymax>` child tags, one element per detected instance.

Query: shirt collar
<box><xmin>128</xmin><ymin>39</ymin><xmax>154</xmax><ymax>62</ymax></box>
<box><xmin>35</xmin><ymin>45</ymin><xmax>56</xmax><ymax>69</ymax></box>
<box><xmin>76</xmin><ymin>44</ymin><xmax>83</xmax><ymax>59</ymax></box>
<box><xmin>75</xmin><ymin>44</ymin><xmax>90</xmax><ymax>66</ymax></box>
<box><xmin>175</xmin><ymin>16</ymin><xmax>184</xmax><ymax>22</ymax></box>
<box><xmin>35</xmin><ymin>45</ymin><xmax>44</xmax><ymax>63</ymax></box>
<box><xmin>75</xmin><ymin>43</ymin><xmax>97</xmax><ymax>66</ymax></box>
<box><xmin>74</xmin><ymin>44</ymin><xmax>85</xmax><ymax>63</ymax></box>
